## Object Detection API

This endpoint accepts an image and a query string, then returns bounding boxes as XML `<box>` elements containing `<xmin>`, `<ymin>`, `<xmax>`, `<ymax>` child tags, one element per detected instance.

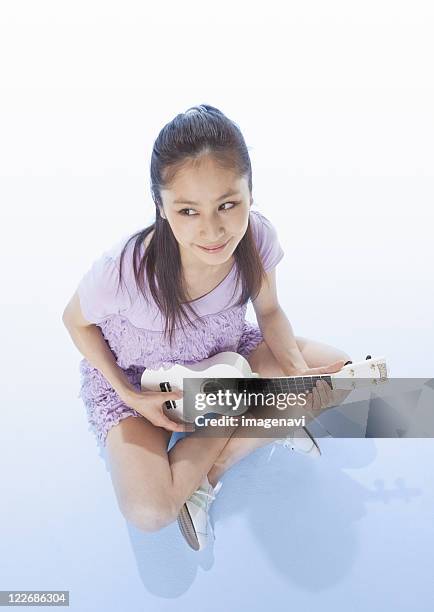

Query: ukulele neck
<box><xmin>237</xmin><ymin>373</ymin><xmax>333</xmax><ymax>395</ymax></box>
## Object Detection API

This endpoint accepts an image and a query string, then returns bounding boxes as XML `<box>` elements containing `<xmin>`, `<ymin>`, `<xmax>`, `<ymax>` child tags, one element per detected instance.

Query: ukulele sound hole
<box><xmin>202</xmin><ymin>380</ymin><xmax>221</xmax><ymax>396</ymax></box>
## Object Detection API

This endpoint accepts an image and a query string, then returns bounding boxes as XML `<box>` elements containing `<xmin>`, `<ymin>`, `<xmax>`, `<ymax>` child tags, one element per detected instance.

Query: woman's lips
<box><xmin>197</xmin><ymin>239</ymin><xmax>230</xmax><ymax>253</ymax></box>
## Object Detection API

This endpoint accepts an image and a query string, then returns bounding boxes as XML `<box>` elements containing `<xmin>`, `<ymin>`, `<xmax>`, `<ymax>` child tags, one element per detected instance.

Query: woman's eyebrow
<box><xmin>173</xmin><ymin>191</ymin><xmax>241</xmax><ymax>206</ymax></box>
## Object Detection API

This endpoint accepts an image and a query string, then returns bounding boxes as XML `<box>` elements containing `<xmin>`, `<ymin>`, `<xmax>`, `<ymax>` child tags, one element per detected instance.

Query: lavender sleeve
<box><xmin>77</xmin><ymin>252</ymin><xmax>130</xmax><ymax>324</ymax></box>
<box><xmin>250</xmin><ymin>210</ymin><xmax>285</xmax><ymax>271</ymax></box>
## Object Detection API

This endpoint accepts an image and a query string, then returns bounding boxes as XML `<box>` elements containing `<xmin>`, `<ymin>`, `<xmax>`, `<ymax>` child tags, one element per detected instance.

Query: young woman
<box><xmin>63</xmin><ymin>104</ymin><xmax>351</xmax><ymax>551</ymax></box>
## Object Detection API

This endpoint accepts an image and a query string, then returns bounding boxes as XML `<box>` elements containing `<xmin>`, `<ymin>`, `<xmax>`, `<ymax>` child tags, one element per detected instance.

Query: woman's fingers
<box><xmin>305</xmin><ymin>390</ymin><xmax>318</xmax><ymax>412</ymax></box>
<box><xmin>307</xmin><ymin>360</ymin><xmax>346</xmax><ymax>375</ymax></box>
<box><xmin>161</xmin><ymin>390</ymin><xmax>183</xmax><ymax>401</ymax></box>
<box><xmin>157</xmin><ymin>413</ymin><xmax>190</xmax><ymax>432</ymax></box>
<box><xmin>312</xmin><ymin>386</ymin><xmax>321</xmax><ymax>411</ymax></box>
<box><xmin>316</xmin><ymin>380</ymin><xmax>330</xmax><ymax>406</ymax></box>
<box><xmin>304</xmin><ymin>380</ymin><xmax>350</xmax><ymax>419</ymax></box>
<box><xmin>315</xmin><ymin>381</ymin><xmax>328</xmax><ymax>408</ymax></box>
<box><xmin>305</xmin><ymin>381</ymin><xmax>333</xmax><ymax>413</ymax></box>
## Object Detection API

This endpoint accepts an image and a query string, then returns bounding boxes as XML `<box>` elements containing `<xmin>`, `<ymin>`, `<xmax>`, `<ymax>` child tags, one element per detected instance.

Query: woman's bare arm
<box><xmin>62</xmin><ymin>291</ymin><xmax>136</xmax><ymax>400</ymax></box>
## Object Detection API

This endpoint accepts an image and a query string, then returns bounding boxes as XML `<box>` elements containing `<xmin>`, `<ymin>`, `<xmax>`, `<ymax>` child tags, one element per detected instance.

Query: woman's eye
<box><xmin>179</xmin><ymin>202</ymin><xmax>238</xmax><ymax>216</ymax></box>
<box><xmin>221</xmin><ymin>201</ymin><xmax>238</xmax><ymax>211</ymax></box>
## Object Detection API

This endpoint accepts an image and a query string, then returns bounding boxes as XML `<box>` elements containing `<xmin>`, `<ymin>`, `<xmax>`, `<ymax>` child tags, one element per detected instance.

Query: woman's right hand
<box><xmin>120</xmin><ymin>387</ymin><xmax>193</xmax><ymax>433</ymax></box>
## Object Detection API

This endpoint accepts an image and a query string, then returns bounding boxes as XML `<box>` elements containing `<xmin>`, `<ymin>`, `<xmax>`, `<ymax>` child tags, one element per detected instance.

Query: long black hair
<box><xmin>118</xmin><ymin>104</ymin><xmax>267</xmax><ymax>346</ymax></box>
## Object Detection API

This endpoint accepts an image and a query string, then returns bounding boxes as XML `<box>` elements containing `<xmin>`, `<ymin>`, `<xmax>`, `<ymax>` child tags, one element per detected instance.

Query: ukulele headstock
<box><xmin>333</xmin><ymin>355</ymin><xmax>388</xmax><ymax>389</ymax></box>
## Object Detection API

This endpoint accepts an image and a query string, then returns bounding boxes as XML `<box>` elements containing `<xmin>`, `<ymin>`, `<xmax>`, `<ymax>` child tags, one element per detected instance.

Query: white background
<box><xmin>1</xmin><ymin>2</ymin><xmax>433</xmax><ymax>610</ymax></box>
<box><xmin>1</xmin><ymin>2</ymin><xmax>433</xmax><ymax>377</ymax></box>
<box><xmin>2</xmin><ymin>2</ymin><xmax>433</xmax><ymax>379</ymax></box>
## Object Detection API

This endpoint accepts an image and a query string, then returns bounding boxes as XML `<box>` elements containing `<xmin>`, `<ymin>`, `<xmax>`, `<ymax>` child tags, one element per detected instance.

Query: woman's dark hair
<box><xmin>117</xmin><ymin>104</ymin><xmax>268</xmax><ymax>346</ymax></box>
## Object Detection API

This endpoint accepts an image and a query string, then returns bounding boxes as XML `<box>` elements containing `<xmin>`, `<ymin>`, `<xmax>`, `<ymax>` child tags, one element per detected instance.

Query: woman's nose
<box><xmin>199</xmin><ymin>219</ymin><xmax>225</xmax><ymax>239</ymax></box>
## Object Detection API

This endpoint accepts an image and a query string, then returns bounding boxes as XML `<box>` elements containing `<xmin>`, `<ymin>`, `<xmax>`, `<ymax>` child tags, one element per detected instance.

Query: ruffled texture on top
<box><xmin>77</xmin><ymin>305</ymin><xmax>264</xmax><ymax>448</ymax></box>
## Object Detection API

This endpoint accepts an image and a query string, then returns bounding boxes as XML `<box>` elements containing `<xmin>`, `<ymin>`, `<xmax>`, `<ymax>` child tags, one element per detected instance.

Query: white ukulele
<box><xmin>140</xmin><ymin>352</ymin><xmax>388</xmax><ymax>424</ymax></box>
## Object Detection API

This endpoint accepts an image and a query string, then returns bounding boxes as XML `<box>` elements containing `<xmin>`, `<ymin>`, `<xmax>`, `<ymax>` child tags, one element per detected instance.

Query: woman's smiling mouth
<box><xmin>197</xmin><ymin>239</ymin><xmax>230</xmax><ymax>253</ymax></box>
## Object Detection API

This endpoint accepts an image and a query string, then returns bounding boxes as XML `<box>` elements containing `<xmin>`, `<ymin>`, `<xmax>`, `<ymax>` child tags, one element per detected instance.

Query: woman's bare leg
<box><xmin>207</xmin><ymin>336</ymin><xmax>351</xmax><ymax>486</ymax></box>
<box><xmin>166</xmin><ymin>419</ymin><xmax>243</xmax><ymax>505</ymax></box>
<box><xmin>106</xmin><ymin>409</ymin><xmax>246</xmax><ymax>532</ymax></box>
<box><xmin>105</xmin><ymin>335</ymin><xmax>350</xmax><ymax>532</ymax></box>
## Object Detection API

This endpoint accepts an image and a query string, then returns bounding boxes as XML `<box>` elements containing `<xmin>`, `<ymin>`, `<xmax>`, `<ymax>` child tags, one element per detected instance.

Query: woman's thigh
<box><xmin>246</xmin><ymin>336</ymin><xmax>351</xmax><ymax>376</ymax></box>
<box><xmin>295</xmin><ymin>335</ymin><xmax>351</xmax><ymax>368</ymax></box>
<box><xmin>105</xmin><ymin>415</ymin><xmax>175</xmax><ymax>530</ymax></box>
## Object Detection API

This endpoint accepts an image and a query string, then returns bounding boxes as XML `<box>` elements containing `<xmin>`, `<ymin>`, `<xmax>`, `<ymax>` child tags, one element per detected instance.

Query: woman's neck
<box><xmin>181</xmin><ymin>256</ymin><xmax>235</xmax><ymax>301</ymax></box>
<box><xmin>181</xmin><ymin>254</ymin><xmax>234</xmax><ymax>279</ymax></box>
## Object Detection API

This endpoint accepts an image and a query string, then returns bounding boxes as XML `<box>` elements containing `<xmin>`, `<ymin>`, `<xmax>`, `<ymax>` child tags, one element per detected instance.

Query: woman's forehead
<box><xmin>166</xmin><ymin>165</ymin><xmax>247</xmax><ymax>198</ymax></box>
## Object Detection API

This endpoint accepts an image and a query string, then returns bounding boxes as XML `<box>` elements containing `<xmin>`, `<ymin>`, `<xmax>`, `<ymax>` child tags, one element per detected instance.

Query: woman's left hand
<box><xmin>284</xmin><ymin>360</ymin><xmax>351</xmax><ymax>414</ymax></box>
<box><xmin>305</xmin><ymin>379</ymin><xmax>351</xmax><ymax>414</ymax></box>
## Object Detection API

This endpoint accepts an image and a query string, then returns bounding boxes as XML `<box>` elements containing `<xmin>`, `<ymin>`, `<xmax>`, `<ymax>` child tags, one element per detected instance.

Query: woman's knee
<box><xmin>121</xmin><ymin>496</ymin><xmax>178</xmax><ymax>533</ymax></box>
<box><xmin>295</xmin><ymin>335</ymin><xmax>352</xmax><ymax>368</ymax></box>
<box><xmin>246</xmin><ymin>340</ymin><xmax>284</xmax><ymax>377</ymax></box>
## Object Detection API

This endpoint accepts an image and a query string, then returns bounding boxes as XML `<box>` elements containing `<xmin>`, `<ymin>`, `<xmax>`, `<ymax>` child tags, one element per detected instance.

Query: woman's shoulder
<box><xmin>77</xmin><ymin>230</ymin><xmax>152</xmax><ymax>325</ymax></box>
<box><xmin>249</xmin><ymin>208</ymin><xmax>277</xmax><ymax>232</ymax></box>
<box><xmin>96</xmin><ymin>229</ymin><xmax>154</xmax><ymax>290</ymax></box>
<box><xmin>249</xmin><ymin>208</ymin><xmax>285</xmax><ymax>272</ymax></box>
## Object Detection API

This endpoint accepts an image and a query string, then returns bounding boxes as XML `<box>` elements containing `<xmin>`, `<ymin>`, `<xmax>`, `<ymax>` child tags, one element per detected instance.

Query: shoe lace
<box><xmin>189</xmin><ymin>481</ymin><xmax>223</xmax><ymax>509</ymax></box>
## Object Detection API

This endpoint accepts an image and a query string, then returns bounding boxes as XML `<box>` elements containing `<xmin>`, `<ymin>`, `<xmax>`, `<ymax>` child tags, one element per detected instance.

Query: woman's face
<box><xmin>160</xmin><ymin>155</ymin><xmax>252</xmax><ymax>271</ymax></box>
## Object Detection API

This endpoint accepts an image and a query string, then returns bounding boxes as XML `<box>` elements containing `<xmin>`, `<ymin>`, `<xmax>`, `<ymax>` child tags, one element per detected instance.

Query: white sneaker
<box><xmin>177</xmin><ymin>476</ymin><xmax>223</xmax><ymax>551</ymax></box>
<box><xmin>268</xmin><ymin>426</ymin><xmax>321</xmax><ymax>461</ymax></box>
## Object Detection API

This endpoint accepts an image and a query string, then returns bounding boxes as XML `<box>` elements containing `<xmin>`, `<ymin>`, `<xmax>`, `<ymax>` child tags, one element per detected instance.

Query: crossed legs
<box><xmin>106</xmin><ymin>335</ymin><xmax>350</xmax><ymax>533</ymax></box>
<box><xmin>206</xmin><ymin>336</ymin><xmax>351</xmax><ymax>486</ymax></box>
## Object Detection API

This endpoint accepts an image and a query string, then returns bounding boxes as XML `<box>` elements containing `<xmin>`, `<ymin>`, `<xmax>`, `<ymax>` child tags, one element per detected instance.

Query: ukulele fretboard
<box><xmin>235</xmin><ymin>374</ymin><xmax>333</xmax><ymax>395</ymax></box>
